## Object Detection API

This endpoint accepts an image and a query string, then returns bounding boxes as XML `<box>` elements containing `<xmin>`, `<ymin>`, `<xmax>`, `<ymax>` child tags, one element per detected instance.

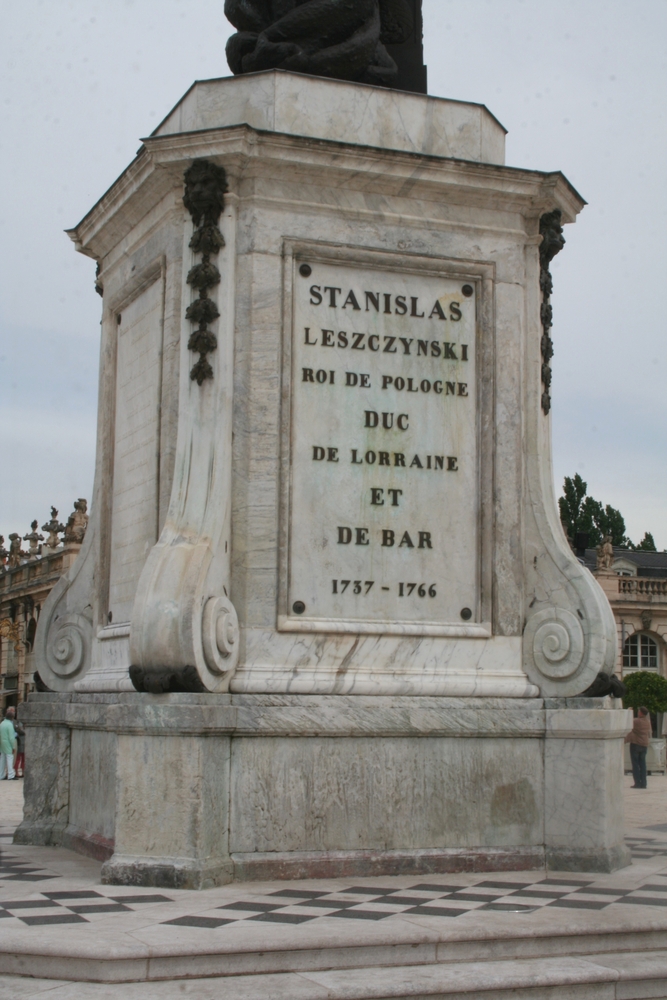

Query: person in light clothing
<box><xmin>0</xmin><ymin>707</ymin><xmax>17</xmax><ymax>780</ymax></box>
<box><xmin>625</xmin><ymin>706</ymin><xmax>652</xmax><ymax>789</ymax></box>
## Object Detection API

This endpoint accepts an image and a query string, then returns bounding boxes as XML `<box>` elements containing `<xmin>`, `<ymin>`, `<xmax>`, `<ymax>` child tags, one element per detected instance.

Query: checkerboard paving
<box><xmin>162</xmin><ymin>874</ymin><xmax>667</xmax><ymax>929</ymax></box>
<box><xmin>3</xmin><ymin>815</ymin><xmax>667</xmax><ymax>931</ymax></box>
<box><xmin>626</xmin><ymin>835</ymin><xmax>667</xmax><ymax>859</ymax></box>
<box><xmin>0</xmin><ymin>888</ymin><xmax>174</xmax><ymax>926</ymax></box>
<box><xmin>0</xmin><ymin>855</ymin><xmax>59</xmax><ymax>883</ymax></box>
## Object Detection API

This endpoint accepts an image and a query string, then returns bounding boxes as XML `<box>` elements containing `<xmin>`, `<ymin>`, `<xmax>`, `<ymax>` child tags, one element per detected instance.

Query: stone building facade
<box><xmin>586</xmin><ymin>548</ymin><xmax>667</xmax><ymax>681</ymax></box>
<box><xmin>586</xmin><ymin>546</ymin><xmax>667</xmax><ymax>768</ymax></box>
<box><xmin>0</xmin><ymin>502</ymin><xmax>88</xmax><ymax>711</ymax></box>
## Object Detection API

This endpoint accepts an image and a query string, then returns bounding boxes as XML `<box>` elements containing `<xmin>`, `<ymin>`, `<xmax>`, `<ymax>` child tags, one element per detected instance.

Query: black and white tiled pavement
<box><xmin>626</xmin><ymin>834</ymin><xmax>667</xmax><ymax>859</ymax></box>
<box><xmin>164</xmin><ymin>874</ymin><xmax>667</xmax><ymax>929</ymax></box>
<box><xmin>3</xmin><ymin>850</ymin><xmax>667</xmax><ymax>929</ymax></box>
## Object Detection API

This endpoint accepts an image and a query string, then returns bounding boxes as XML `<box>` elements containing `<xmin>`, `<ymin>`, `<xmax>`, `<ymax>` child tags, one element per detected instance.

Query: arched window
<box><xmin>623</xmin><ymin>633</ymin><xmax>659</xmax><ymax>671</ymax></box>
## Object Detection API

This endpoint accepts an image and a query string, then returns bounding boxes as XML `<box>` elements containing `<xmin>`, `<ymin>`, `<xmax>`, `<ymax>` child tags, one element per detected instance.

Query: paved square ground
<box><xmin>0</xmin><ymin>770</ymin><xmax>665</xmax><ymax>998</ymax></box>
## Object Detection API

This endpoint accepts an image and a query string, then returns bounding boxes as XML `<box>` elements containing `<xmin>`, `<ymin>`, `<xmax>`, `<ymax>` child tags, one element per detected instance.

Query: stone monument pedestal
<box><xmin>18</xmin><ymin>693</ymin><xmax>629</xmax><ymax>889</ymax></box>
<box><xmin>18</xmin><ymin>70</ymin><xmax>630</xmax><ymax>886</ymax></box>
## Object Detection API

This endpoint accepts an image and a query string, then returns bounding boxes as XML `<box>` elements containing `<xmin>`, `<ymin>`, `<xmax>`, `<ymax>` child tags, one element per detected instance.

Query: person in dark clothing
<box><xmin>625</xmin><ymin>706</ymin><xmax>652</xmax><ymax>789</ymax></box>
<box><xmin>13</xmin><ymin>717</ymin><xmax>25</xmax><ymax>778</ymax></box>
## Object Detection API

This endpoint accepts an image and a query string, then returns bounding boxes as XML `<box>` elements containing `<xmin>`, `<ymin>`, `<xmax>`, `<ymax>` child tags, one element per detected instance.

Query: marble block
<box><xmin>34</xmin><ymin>70</ymin><xmax>615</xmax><ymax>701</ymax></box>
<box><xmin>16</xmin><ymin>694</ymin><xmax>630</xmax><ymax>887</ymax></box>
<box><xmin>154</xmin><ymin>69</ymin><xmax>507</xmax><ymax>164</ymax></box>
<box><xmin>19</xmin><ymin>71</ymin><xmax>625</xmax><ymax>886</ymax></box>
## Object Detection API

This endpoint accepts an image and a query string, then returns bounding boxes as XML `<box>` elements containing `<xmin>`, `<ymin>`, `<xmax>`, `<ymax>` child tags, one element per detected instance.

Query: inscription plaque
<box><xmin>282</xmin><ymin>259</ymin><xmax>480</xmax><ymax>634</ymax></box>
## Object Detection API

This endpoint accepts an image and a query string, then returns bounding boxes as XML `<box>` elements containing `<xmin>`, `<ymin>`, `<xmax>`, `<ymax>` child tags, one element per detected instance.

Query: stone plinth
<box><xmin>16</xmin><ymin>693</ymin><xmax>631</xmax><ymax>888</ymax></box>
<box><xmin>154</xmin><ymin>70</ymin><xmax>506</xmax><ymax>164</ymax></box>
<box><xmin>19</xmin><ymin>70</ymin><xmax>626</xmax><ymax>886</ymax></box>
<box><xmin>38</xmin><ymin>70</ymin><xmax>614</xmax><ymax>700</ymax></box>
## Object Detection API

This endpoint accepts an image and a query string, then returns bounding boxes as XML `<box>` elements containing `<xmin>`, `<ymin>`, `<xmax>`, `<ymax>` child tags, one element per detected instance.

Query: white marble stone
<box><xmin>40</xmin><ymin>102</ymin><xmax>594</xmax><ymax>697</ymax></box>
<box><xmin>229</xmin><ymin>734</ymin><xmax>543</xmax><ymax>854</ymax></box>
<box><xmin>235</xmin><ymin>631</ymin><xmax>536</xmax><ymax>697</ymax></box>
<box><xmin>17</xmin><ymin>693</ymin><xmax>631</xmax><ymax>881</ymax></box>
<box><xmin>107</xmin><ymin>277</ymin><xmax>163</xmax><ymax>624</ymax></box>
<box><xmin>103</xmin><ymin>731</ymin><xmax>233</xmax><ymax>888</ymax></box>
<box><xmin>23</xmin><ymin>72</ymin><xmax>626</xmax><ymax>885</ymax></box>
<box><xmin>283</xmin><ymin>260</ymin><xmax>479</xmax><ymax>635</ymax></box>
<box><xmin>154</xmin><ymin>70</ymin><xmax>507</xmax><ymax>165</ymax></box>
<box><xmin>545</xmin><ymin>709</ymin><xmax>631</xmax><ymax>872</ymax></box>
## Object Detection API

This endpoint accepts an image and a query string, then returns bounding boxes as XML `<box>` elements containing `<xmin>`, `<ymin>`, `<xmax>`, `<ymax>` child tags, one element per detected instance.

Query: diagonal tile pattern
<box><xmin>1</xmin><ymin>774</ymin><xmax>667</xmax><ymax>934</ymax></box>
<box><xmin>163</xmin><ymin>873</ymin><xmax>667</xmax><ymax>928</ymax></box>
<box><xmin>2</xmin><ymin>848</ymin><xmax>667</xmax><ymax>928</ymax></box>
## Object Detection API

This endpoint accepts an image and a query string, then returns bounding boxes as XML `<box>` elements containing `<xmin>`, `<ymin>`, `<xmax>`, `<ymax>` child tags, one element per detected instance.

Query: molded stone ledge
<box><xmin>101</xmin><ymin>853</ymin><xmax>233</xmax><ymax>890</ymax></box>
<box><xmin>231</xmin><ymin>846</ymin><xmax>546</xmax><ymax>882</ymax></box>
<box><xmin>546</xmin><ymin>708</ymin><xmax>633</xmax><ymax>740</ymax></box>
<box><xmin>12</xmin><ymin>820</ymin><xmax>68</xmax><ymax>848</ymax></box>
<box><xmin>153</xmin><ymin>70</ymin><xmax>507</xmax><ymax>164</ymax></box>
<box><xmin>21</xmin><ymin>693</ymin><xmax>632</xmax><ymax>740</ymax></box>
<box><xmin>62</xmin><ymin>824</ymin><xmax>114</xmax><ymax>863</ymax></box>
<box><xmin>545</xmin><ymin>844</ymin><xmax>633</xmax><ymax>874</ymax></box>
<box><xmin>20</xmin><ymin>693</ymin><xmax>548</xmax><ymax>738</ymax></box>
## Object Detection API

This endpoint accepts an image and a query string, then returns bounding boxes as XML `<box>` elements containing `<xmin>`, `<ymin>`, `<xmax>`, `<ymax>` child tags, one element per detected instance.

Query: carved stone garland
<box><xmin>538</xmin><ymin>209</ymin><xmax>565</xmax><ymax>415</ymax></box>
<box><xmin>183</xmin><ymin>159</ymin><xmax>228</xmax><ymax>386</ymax></box>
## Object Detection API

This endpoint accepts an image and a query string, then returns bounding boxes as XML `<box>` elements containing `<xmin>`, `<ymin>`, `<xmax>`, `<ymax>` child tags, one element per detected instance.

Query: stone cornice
<box><xmin>67</xmin><ymin>125</ymin><xmax>585</xmax><ymax>261</ymax></box>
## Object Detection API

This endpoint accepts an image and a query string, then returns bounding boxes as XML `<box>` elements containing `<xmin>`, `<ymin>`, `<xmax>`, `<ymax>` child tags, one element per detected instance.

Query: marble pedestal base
<box><xmin>15</xmin><ymin>694</ymin><xmax>631</xmax><ymax>889</ymax></box>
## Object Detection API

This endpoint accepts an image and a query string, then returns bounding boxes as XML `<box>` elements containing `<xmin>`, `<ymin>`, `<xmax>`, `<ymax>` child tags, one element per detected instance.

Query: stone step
<box><xmin>1</xmin><ymin>951</ymin><xmax>667</xmax><ymax>999</ymax></box>
<box><xmin>1</xmin><ymin>914</ymin><xmax>667</xmax><ymax>986</ymax></box>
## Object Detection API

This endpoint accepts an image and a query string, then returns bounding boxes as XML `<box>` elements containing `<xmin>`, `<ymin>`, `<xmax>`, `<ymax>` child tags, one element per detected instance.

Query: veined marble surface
<box><xmin>233</xmin><ymin>632</ymin><xmax>536</xmax><ymax>697</ymax></box>
<box><xmin>38</xmin><ymin>73</ymin><xmax>613</xmax><ymax>700</ymax></box>
<box><xmin>154</xmin><ymin>70</ymin><xmax>506</xmax><ymax>164</ymax></box>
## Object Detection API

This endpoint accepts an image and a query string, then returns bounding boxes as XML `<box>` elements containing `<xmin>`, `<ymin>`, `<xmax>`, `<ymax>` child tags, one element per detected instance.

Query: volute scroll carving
<box><xmin>44</xmin><ymin>612</ymin><xmax>92</xmax><ymax>682</ymax></box>
<box><xmin>525</xmin><ymin>608</ymin><xmax>584</xmax><ymax>682</ymax></box>
<box><xmin>128</xmin><ymin>593</ymin><xmax>240</xmax><ymax>693</ymax></box>
<box><xmin>202</xmin><ymin>596</ymin><xmax>240</xmax><ymax>675</ymax></box>
<box><xmin>523</xmin><ymin>607</ymin><xmax>592</xmax><ymax>696</ymax></box>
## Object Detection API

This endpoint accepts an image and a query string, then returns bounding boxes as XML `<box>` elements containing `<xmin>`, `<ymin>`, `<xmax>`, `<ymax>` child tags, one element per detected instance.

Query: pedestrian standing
<box><xmin>0</xmin><ymin>707</ymin><xmax>17</xmax><ymax>780</ymax></box>
<box><xmin>625</xmin><ymin>706</ymin><xmax>652</xmax><ymax>789</ymax></box>
<box><xmin>14</xmin><ymin>716</ymin><xmax>25</xmax><ymax>778</ymax></box>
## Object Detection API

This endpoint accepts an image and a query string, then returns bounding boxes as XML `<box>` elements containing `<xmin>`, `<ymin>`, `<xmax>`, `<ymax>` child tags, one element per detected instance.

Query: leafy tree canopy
<box><xmin>558</xmin><ymin>474</ymin><xmax>633</xmax><ymax>548</ymax></box>
<box><xmin>623</xmin><ymin>670</ymin><xmax>667</xmax><ymax>715</ymax></box>
<box><xmin>636</xmin><ymin>532</ymin><xmax>657</xmax><ymax>552</ymax></box>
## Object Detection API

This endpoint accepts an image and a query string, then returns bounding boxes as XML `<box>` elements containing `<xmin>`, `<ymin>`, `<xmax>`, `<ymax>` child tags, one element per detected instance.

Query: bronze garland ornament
<box><xmin>183</xmin><ymin>159</ymin><xmax>228</xmax><ymax>385</ymax></box>
<box><xmin>225</xmin><ymin>0</ymin><xmax>415</xmax><ymax>87</ymax></box>
<box><xmin>538</xmin><ymin>209</ymin><xmax>565</xmax><ymax>415</ymax></box>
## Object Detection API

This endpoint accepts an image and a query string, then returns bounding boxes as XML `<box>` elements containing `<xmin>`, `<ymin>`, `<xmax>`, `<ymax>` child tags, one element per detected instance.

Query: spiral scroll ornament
<box><xmin>45</xmin><ymin>614</ymin><xmax>91</xmax><ymax>680</ymax></box>
<box><xmin>202</xmin><ymin>596</ymin><xmax>240</xmax><ymax>676</ymax></box>
<box><xmin>225</xmin><ymin>0</ymin><xmax>415</xmax><ymax>87</ymax></box>
<box><xmin>523</xmin><ymin>607</ymin><xmax>585</xmax><ymax>693</ymax></box>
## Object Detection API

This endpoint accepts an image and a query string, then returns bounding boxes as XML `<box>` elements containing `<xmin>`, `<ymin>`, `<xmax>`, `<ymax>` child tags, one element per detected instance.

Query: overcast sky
<box><xmin>1</xmin><ymin>0</ymin><xmax>665</xmax><ymax>549</ymax></box>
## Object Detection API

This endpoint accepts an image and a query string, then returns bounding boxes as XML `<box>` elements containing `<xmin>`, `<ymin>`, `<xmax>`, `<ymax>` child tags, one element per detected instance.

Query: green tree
<box><xmin>558</xmin><ymin>473</ymin><xmax>588</xmax><ymax>539</ymax></box>
<box><xmin>558</xmin><ymin>475</ymin><xmax>630</xmax><ymax>547</ymax></box>
<box><xmin>623</xmin><ymin>671</ymin><xmax>667</xmax><ymax>715</ymax></box>
<box><xmin>636</xmin><ymin>532</ymin><xmax>657</xmax><ymax>552</ymax></box>
<box><xmin>597</xmin><ymin>504</ymin><xmax>629</xmax><ymax>546</ymax></box>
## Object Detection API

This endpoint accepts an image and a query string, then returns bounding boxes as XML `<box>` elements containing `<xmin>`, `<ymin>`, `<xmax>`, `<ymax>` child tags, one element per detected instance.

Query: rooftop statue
<box><xmin>7</xmin><ymin>533</ymin><xmax>27</xmax><ymax>569</ymax></box>
<box><xmin>596</xmin><ymin>534</ymin><xmax>614</xmax><ymax>572</ymax></box>
<box><xmin>225</xmin><ymin>0</ymin><xmax>426</xmax><ymax>93</ymax></box>
<box><xmin>23</xmin><ymin>520</ymin><xmax>44</xmax><ymax>558</ymax></box>
<box><xmin>42</xmin><ymin>507</ymin><xmax>66</xmax><ymax>550</ymax></box>
<box><xmin>64</xmin><ymin>499</ymin><xmax>89</xmax><ymax>546</ymax></box>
